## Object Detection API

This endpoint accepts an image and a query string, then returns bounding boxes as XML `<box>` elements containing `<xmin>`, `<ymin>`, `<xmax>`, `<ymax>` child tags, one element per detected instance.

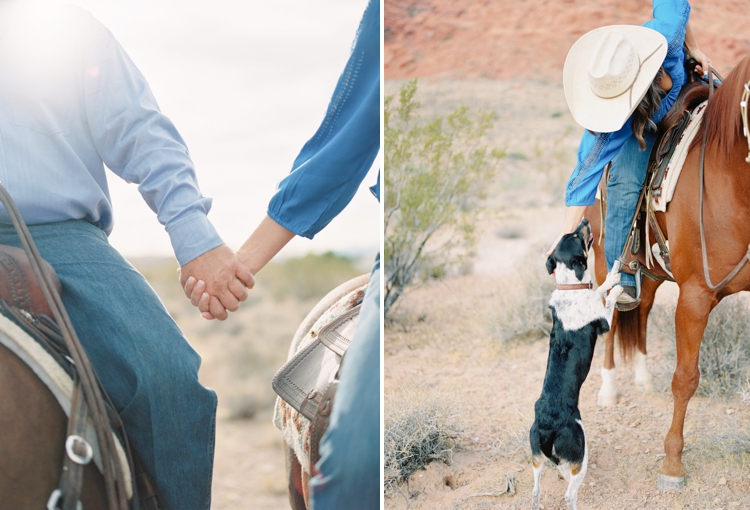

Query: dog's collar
<box><xmin>556</xmin><ymin>282</ymin><xmax>593</xmax><ymax>291</ymax></box>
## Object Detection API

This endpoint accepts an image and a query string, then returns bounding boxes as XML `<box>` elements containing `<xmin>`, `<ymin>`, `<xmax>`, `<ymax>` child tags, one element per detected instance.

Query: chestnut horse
<box><xmin>0</xmin><ymin>343</ymin><xmax>108</xmax><ymax>508</ymax></box>
<box><xmin>585</xmin><ymin>54</ymin><xmax>750</xmax><ymax>489</ymax></box>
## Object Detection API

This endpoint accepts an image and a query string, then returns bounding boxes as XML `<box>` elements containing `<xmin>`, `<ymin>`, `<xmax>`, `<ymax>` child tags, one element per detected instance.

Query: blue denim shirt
<box><xmin>565</xmin><ymin>0</ymin><xmax>691</xmax><ymax>207</ymax></box>
<box><xmin>0</xmin><ymin>3</ymin><xmax>223</xmax><ymax>266</ymax></box>
<box><xmin>267</xmin><ymin>0</ymin><xmax>380</xmax><ymax>239</ymax></box>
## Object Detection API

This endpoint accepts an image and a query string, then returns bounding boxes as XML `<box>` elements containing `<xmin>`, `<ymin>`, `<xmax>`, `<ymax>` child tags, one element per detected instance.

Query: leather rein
<box><xmin>697</xmin><ymin>69</ymin><xmax>750</xmax><ymax>291</ymax></box>
<box><xmin>0</xmin><ymin>184</ymin><xmax>131</xmax><ymax>510</ymax></box>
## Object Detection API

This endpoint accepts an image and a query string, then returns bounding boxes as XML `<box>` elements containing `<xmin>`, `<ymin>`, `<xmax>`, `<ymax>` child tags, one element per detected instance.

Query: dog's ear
<box><xmin>573</xmin><ymin>256</ymin><xmax>587</xmax><ymax>281</ymax></box>
<box><xmin>545</xmin><ymin>255</ymin><xmax>556</xmax><ymax>275</ymax></box>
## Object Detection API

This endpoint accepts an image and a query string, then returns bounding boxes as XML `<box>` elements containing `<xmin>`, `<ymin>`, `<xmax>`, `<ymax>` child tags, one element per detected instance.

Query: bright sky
<box><xmin>64</xmin><ymin>0</ymin><xmax>380</xmax><ymax>261</ymax></box>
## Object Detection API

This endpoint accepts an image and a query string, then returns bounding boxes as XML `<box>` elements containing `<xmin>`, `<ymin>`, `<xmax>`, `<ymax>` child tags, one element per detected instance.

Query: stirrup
<box><xmin>615</xmin><ymin>267</ymin><xmax>642</xmax><ymax>312</ymax></box>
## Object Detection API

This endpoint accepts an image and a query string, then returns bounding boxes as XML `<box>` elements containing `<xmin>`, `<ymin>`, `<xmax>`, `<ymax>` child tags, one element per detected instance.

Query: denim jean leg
<box><xmin>604</xmin><ymin>133</ymin><xmax>656</xmax><ymax>287</ymax></box>
<box><xmin>310</xmin><ymin>254</ymin><xmax>381</xmax><ymax>510</ymax></box>
<box><xmin>0</xmin><ymin>220</ymin><xmax>217</xmax><ymax>510</ymax></box>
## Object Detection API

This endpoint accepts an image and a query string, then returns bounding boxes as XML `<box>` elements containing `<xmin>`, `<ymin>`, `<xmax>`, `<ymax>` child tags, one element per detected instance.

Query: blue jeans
<box><xmin>604</xmin><ymin>134</ymin><xmax>656</xmax><ymax>287</ymax></box>
<box><xmin>310</xmin><ymin>254</ymin><xmax>380</xmax><ymax>510</ymax></box>
<box><xmin>0</xmin><ymin>220</ymin><xmax>216</xmax><ymax>510</ymax></box>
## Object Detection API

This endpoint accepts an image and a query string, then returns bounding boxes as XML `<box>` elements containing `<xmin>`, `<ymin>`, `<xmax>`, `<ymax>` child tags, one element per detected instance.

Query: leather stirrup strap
<box><xmin>0</xmin><ymin>184</ymin><xmax>129</xmax><ymax>510</ymax></box>
<box><xmin>59</xmin><ymin>383</ymin><xmax>91</xmax><ymax>510</ymax></box>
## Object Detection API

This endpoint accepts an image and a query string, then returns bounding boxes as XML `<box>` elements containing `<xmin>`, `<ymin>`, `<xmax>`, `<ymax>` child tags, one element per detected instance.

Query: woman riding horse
<box><xmin>548</xmin><ymin>0</ymin><xmax>710</xmax><ymax>311</ymax></box>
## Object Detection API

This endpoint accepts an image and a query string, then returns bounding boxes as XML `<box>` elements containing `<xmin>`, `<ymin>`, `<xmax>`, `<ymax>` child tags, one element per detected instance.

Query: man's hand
<box><xmin>179</xmin><ymin>244</ymin><xmax>255</xmax><ymax>320</ymax></box>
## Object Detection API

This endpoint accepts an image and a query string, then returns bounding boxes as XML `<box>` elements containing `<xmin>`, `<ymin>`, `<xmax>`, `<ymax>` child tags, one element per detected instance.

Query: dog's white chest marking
<box><xmin>549</xmin><ymin>265</ymin><xmax>611</xmax><ymax>331</ymax></box>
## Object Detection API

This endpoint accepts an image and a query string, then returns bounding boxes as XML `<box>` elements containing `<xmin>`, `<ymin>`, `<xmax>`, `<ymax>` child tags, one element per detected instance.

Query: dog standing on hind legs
<box><xmin>530</xmin><ymin>219</ymin><xmax>621</xmax><ymax>510</ymax></box>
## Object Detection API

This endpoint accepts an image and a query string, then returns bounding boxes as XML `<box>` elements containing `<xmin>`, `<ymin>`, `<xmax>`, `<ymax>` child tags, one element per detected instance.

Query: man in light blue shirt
<box><xmin>0</xmin><ymin>2</ymin><xmax>252</xmax><ymax>509</ymax></box>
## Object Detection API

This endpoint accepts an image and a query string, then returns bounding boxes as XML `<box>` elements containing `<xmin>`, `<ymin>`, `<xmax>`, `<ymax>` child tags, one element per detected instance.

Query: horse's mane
<box><xmin>690</xmin><ymin>54</ymin><xmax>750</xmax><ymax>164</ymax></box>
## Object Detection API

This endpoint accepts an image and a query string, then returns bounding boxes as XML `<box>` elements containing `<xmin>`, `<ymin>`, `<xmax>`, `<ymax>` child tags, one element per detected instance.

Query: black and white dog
<box><xmin>529</xmin><ymin>219</ymin><xmax>621</xmax><ymax>510</ymax></box>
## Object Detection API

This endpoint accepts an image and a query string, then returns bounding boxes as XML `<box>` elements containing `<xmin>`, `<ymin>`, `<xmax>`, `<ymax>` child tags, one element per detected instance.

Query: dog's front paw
<box><xmin>605</xmin><ymin>285</ymin><xmax>624</xmax><ymax>309</ymax></box>
<box><xmin>596</xmin><ymin>271</ymin><xmax>621</xmax><ymax>296</ymax></box>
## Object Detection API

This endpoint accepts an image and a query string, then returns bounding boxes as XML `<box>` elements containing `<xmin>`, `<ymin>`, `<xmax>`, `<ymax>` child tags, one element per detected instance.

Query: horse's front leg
<box><xmin>598</xmin><ymin>313</ymin><xmax>618</xmax><ymax>407</ymax></box>
<box><xmin>657</xmin><ymin>285</ymin><xmax>714</xmax><ymax>490</ymax></box>
<box><xmin>634</xmin><ymin>277</ymin><xmax>662</xmax><ymax>394</ymax></box>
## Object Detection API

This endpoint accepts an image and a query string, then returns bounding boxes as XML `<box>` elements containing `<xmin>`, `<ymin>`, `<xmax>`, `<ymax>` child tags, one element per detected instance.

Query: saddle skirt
<box><xmin>651</xmin><ymin>100</ymin><xmax>708</xmax><ymax>212</ymax></box>
<box><xmin>0</xmin><ymin>308</ymin><xmax>133</xmax><ymax>499</ymax></box>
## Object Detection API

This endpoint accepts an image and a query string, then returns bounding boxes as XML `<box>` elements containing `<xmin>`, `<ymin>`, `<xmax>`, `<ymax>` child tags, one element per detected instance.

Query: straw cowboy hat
<box><xmin>563</xmin><ymin>25</ymin><xmax>668</xmax><ymax>133</ymax></box>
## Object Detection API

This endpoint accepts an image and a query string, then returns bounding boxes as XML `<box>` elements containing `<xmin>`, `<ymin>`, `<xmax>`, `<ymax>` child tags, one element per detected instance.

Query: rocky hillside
<box><xmin>385</xmin><ymin>0</ymin><xmax>750</xmax><ymax>81</ymax></box>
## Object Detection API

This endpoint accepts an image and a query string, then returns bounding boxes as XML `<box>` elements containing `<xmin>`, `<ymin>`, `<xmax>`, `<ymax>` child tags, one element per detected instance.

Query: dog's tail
<box><xmin>615</xmin><ymin>308</ymin><xmax>644</xmax><ymax>361</ymax></box>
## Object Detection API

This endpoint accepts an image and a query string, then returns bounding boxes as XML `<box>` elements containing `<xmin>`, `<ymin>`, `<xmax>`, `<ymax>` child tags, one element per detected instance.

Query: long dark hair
<box><xmin>631</xmin><ymin>67</ymin><xmax>666</xmax><ymax>150</ymax></box>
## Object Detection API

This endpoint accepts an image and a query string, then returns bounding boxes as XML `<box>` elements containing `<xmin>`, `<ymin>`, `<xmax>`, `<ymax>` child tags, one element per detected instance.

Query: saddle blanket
<box><xmin>652</xmin><ymin>100</ymin><xmax>708</xmax><ymax>212</ymax></box>
<box><xmin>0</xmin><ymin>311</ymin><xmax>133</xmax><ymax>498</ymax></box>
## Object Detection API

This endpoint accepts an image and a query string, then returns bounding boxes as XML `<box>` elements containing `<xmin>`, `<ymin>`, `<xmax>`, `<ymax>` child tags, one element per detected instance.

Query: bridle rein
<box><xmin>741</xmin><ymin>80</ymin><xmax>750</xmax><ymax>163</ymax></box>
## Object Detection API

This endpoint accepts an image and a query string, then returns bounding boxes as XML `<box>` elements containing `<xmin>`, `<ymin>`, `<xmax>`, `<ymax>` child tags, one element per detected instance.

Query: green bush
<box><xmin>384</xmin><ymin>80</ymin><xmax>504</xmax><ymax>317</ymax></box>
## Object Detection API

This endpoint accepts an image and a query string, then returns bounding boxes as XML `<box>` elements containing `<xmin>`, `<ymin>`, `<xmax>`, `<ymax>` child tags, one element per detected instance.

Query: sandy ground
<box><xmin>383</xmin><ymin>78</ymin><xmax>750</xmax><ymax>508</ymax></box>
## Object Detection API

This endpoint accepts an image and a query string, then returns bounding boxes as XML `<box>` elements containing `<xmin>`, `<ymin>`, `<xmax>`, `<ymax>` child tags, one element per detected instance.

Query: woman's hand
<box><xmin>689</xmin><ymin>47</ymin><xmax>712</xmax><ymax>78</ymax></box>
<box><xmin>547</xmin><ymin>205</ymin><xmax>588</xmax><ymax>256</ymax></box>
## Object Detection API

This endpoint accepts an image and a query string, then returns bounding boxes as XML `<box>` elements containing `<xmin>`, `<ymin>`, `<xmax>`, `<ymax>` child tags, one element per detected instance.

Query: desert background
<box><xmin>385</xmin><ymin>1</ymin><xmax>750</xmax><ymax>509</ymax></box>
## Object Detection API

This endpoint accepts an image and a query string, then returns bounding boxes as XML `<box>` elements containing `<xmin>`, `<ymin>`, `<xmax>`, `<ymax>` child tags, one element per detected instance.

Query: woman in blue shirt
<box><xmin>550</xmin><ymin>0</ymin><xmax>710</xmax><ymax>310</ymax></box>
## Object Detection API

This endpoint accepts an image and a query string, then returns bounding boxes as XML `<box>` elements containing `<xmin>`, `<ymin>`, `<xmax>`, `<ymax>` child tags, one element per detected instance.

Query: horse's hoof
<box><xmin>656</xmin><ymin>473</ymin><xmax>685</xmax><ymax>491</ymax></box>
<box><xmin>635</xmin><ymin>379</ymin><xmax>655</xmax><ymax>394</ymax></box>
<box><xmin>597</xmin><ymin>393</ymin><xmax>617</xmax><ymax>407</ymax></box>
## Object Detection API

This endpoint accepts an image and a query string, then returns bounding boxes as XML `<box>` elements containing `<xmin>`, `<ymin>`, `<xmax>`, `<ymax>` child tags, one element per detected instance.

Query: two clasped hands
<box><xmin>179</xmin><ymin>215</ymin><xmax>295</xmax><ymax>320</ymax></box>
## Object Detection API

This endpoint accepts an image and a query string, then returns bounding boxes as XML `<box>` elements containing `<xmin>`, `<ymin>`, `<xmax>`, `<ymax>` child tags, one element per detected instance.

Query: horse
<box><xmin>0</xmin><ymin>343</ymin><xmax>109</xmax><ymax>508</ymax></box>
<box><xmin>274</xmin><ymin>274</ymin><xmax>369</xmax><ymax>509</ymax></box>
<box><xmin>584</xmin><ymin>54</ymin><xmax>750</xmax><ymax>489</ymax></box>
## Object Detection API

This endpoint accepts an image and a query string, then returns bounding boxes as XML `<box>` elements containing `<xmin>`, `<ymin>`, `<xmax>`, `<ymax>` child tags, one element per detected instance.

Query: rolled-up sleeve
<box><xmin>267</xmin><ymin>0</ymin><xmax>380</xmax><ymax>239</ymax></box>
<box><xmin>81</xmin><ymin>18</ymin><xmax>223</xmax><ymax>266</ymax></box>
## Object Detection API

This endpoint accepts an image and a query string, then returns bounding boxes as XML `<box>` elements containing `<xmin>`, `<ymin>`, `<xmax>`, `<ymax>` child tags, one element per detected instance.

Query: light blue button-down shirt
<box><xmin>565</xmin><ymin>0</ymin><xmax>691</xmax><ymax>207</ymax></box>
<box><xmin>0</xmin><ymin>3</ymin><xmax>223</xmax><ymax>266</ymax></box>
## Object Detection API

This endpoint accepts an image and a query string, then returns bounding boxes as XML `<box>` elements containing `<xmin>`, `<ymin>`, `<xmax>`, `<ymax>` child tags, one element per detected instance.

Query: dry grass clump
<box><xmin>490</xmin><ymin>247</ymin><xmax>554</xmax><ymax>344</ymax></box>
<box><xmin>695</xmin><ymin>417</ymin><xmax>750</xmax><ymax>469</ymax></box>
<box><xmin>649</xmin><ymin>292</ymin><xmax>750</xmax><ymax>397</ymax></box>
<box><xmin>487</xmin><ymin>409</ymin><xmax>532</xmax><ymax>463</ymax></box>
<box><xmin>384</xmin><ymin>386</ymin><xmax>463</xmax><ymax>495</ymax></box>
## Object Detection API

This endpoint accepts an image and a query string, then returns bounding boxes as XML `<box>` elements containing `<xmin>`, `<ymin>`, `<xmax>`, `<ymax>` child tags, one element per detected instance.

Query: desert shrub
<box><xmin>649</xmin><ymin>293</ymin><xmax>750</xmax><ymax>397</ymax></box>
<box><xmin>490</xmin><ymin>246</ymin><xmax>555</xmax><ymax>344</ymax></box>
<box><xmin>384</xmin><ymin>79</ymin><xmax>505</xmax><ymax>317</ymax></box>
<box><xmin>260</xmin><ymin>251</ymin><xmax>362</xmax><ymax>301</ymax></box>
<box><xmin>384</xmin><ymin>386</ymin><xmax>462</xmax><ymax>494</ymax></box>
<box><xmin>695</xmin><ymin>417</ymin><xmax>750</xmax><ymax>469</ymax></box>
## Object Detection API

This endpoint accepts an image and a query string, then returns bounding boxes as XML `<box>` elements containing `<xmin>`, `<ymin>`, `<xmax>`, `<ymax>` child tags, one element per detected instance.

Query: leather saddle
<box><xmin>601</xmin><ymin>59</ymin><xmax>715</xmax><ymax>284</ymax></box>
<box><xmin>272</xmin><ymin>275</ymin><xmax>368</xmax><ymax>472</ymax></box>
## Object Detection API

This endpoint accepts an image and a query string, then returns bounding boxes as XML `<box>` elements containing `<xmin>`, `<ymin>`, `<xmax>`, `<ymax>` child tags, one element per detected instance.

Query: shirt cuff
<box><xmin>166</xmin><ymin>213</ymin><xmax>225</xmax><ymax>266</ymax></box>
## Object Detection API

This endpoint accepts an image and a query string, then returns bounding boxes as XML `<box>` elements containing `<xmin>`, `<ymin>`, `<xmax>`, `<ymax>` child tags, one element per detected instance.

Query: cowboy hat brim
<box><xmin>563</xmin><ymin>25</ymin><xmax>668</xmax><ymax>133</ymax></box>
